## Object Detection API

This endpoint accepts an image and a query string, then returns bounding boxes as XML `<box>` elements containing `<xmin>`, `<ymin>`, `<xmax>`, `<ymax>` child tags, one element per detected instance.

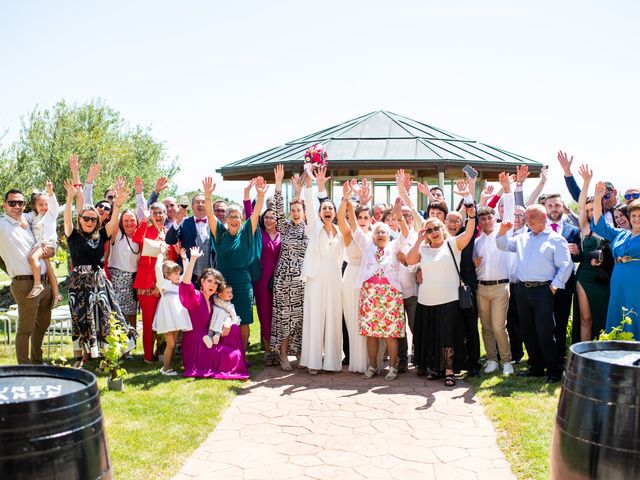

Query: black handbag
<box><xmin>447</xmin><ymin>242</ymin><xmax>474</xmax><ymax>310</ymax></box>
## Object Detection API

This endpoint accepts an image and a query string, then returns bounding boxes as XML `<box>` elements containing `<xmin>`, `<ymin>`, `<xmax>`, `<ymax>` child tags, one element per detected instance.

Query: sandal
<box><xmin>444</xmin><ymin>375</ymin><xmax>456</xmax><ymax>387</ymax></box>
<box><xmin>281</xmin><ymin>356</ymin><xmax>293</xmax><ymax>372</ymax></box>
<box><xmin>73</xmin><ymin>356</ymin><xmax>84</xmax><ymax>369</ymax></box>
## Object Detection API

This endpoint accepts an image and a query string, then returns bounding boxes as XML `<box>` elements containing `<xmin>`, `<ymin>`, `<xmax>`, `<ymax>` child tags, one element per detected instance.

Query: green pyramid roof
<box><xmin>218</xmin><ymin>110</ymin><xmax>541</xmax><ymax>180</ymax></box>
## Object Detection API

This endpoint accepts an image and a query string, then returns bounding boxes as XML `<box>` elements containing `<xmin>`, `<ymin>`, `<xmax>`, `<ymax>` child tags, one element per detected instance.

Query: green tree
<box><xmin>0</xmin><ymin>99</ymin><xmax>179</xmax><ymax>274</ymax></box>
<box><xmin>1</xmin><ymin>98</ymin><xmax>179</xmax><ymax>204</ymax></box>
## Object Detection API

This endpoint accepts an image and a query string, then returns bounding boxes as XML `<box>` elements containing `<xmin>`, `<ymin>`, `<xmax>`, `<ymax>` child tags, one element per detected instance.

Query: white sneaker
<box><xmin>503</xmin><ymin>362</ymin><xmax>515</xmax><ymax>376</ymax></box>
<box><xmin>484</xmin><ymin>360</ymin><xmax>499</xmax><ymax>374</ymax></box>
<box><xmin>202</xmin><ymin>335</ymin><xmax>213</xmax><ymax>349</ymax></box>
<box><xmin>362</xmin><ymin>366</ymin><xmax>378</xmax><ymax>379</ymax></box>
<box><xmin>159</xmin><ymin>367</ymin><xmax>178</xmax><ymax>376</ymax></box>
<box><xmin>385</xmin><ymin>367</ymin><xmax>398</xmax><ymax>381</ymax></box>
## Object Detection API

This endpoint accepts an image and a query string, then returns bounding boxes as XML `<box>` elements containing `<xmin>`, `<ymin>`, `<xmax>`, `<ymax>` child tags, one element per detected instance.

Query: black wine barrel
<box><xmin>551</xmin><ymin>341</ymin><xmax>640</xmax><ymax>480</ymax></box>
<box><xmin>0</xmin><ymin>365</ymin><xmax>111</xmax><ymax>480</ymax></box>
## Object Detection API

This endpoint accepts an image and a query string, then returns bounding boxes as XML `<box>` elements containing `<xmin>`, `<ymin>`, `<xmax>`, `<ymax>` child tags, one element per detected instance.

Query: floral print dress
<box><xmin>358</xmin><ymin>247</ymin><xmax>405</xmax><ymax>338</ymax></box>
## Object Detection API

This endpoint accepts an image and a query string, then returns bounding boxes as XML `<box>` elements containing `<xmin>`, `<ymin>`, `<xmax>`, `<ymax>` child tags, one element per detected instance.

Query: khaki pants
<box><xmin>10</xmin><ymin>277</ymin><xmax>52</xmax><ymax>364</ymax></box>
<box><xmin>477</xmin><ymin>283</ymin><xmax>511</xmax><ymax>363</ymax></box>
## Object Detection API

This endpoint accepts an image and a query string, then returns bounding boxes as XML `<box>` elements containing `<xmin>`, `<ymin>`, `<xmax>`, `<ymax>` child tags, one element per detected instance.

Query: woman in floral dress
<box><xmin>343</xmin><ymin>183</ymin><xmax>409</xmax><ymax>381</ymax></box>
<box><xmin>270</xmin><ymin>165</ymin><xmax>309</xmax><ymax>371</ymax></box>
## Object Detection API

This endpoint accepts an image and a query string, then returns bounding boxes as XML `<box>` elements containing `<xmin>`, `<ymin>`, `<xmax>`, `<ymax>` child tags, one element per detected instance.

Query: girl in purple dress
<box><xmin>178</xmin><ymin>246</ymin><xmax>249</xmax><ymax>380</ymax></box>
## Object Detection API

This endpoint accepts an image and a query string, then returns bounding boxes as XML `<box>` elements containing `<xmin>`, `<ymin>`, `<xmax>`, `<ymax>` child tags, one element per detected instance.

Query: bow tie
<box><xmin>195</xmin><ymin>218</ymin><xmax>207</xmax><ymax>224</ymax></box>
<box><xmin>550</xmin><ymin>223</ymin><xmax>559</xmax><ymax>232</ymax></box>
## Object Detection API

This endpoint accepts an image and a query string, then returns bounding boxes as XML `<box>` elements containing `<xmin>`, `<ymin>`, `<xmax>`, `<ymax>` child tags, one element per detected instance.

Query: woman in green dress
<box><xmin>574</xmin><ymin>164</ymin><xmax>612</xmax><ymax>341</ymax></box>
<box><xmin>203</xmin><ymin>176</ymin><xmax>266</xmax><ymax>347</ymax></box>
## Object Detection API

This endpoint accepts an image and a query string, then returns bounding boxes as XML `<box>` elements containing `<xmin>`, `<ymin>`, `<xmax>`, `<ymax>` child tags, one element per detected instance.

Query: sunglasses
<box><xmin>425</xmin><ymin>226</ymin><xmax>442</xmax><ymax>234</ymax></box>
<box><xmin>603</xmin><ymin>192</ymin><xmax>613</xmax><ymax>200</ymax></box>
<box><xmin>152</xmin><ymin>211</ymin><xmax>165</xmax><ymax>216</ymax></box>
<box><xmin>624</xmin><ymin>193</ymin><xmax>640</xmax><ymax>201</ymax></box>
<box><xmin>80</xmin><ymin>215</ymin><xmax>98</xmax><ymax>223</ymax></box>
<box><xmin>106</xmin><ymin>195</ymin><xmax>115</xmax><ymax>201</ymax></box>
<box><xmin>96</xmin><ymin>204</ymin><xmax>111</xmax><ymax>211</ymax></box>
<box><xmin>6</xmin><ymin>200</ymin><xmax>25</xmax><ymax>207</ymax></box>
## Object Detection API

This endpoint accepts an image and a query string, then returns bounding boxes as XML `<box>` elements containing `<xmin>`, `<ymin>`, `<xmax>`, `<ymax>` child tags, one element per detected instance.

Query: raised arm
<box><xmin>182</xmin><ymin>247</ymin><xmax>202</xmax><ymax>285</ymax></box>
<box><xmin>337</xmin><ymin>181</ymin><xmax>353</xmax><ymax>245</ymax></box>
<box><xmin>69</xmin><ymin>155</ymin><xmax>81</xmax><ymax>188</ymax></box>
<box><xmin>202</xmin><ymin>177</ymin><xmax>218</xmax><ymax>239</ymax></box>
<box><xmin>393</xmin><ymin>196</ymin><xmax>409</xmax><ymax>239</ymax></box>
<box><xmin>243</xmin><ymin>178</ymin><xmax>256</xmax><ymax>220</ymax></box>
<box><xmin>526</xmin><ymin>166</ymin><xmax>548</xmax><ymax>207</ymax></box>
<box><xmin>416</xmin><ymin>179</ymin><xmax>437</xmax><ymax>204</ymax></box>
<box><xmin>406</xmin><ymin>228</ymin><xmax>428</xmax><ymax>265</ymax></box>
<box><xmin>84</xmin><ymin>163</ymin><xmax>101</xmax><ymax>206</ymax></box>
<box><xmin>63</xmin><ymin>179</ymin><xmax>81</xmax><ymax>237</ymax></box>
<box><xmin>315</xmin><ymin>166</ymin><xmax>330</xmax><ymax>199</ymax></box>
<box><xmin>45</xmin><ymin>180</ymin><xmax>59</xmax><ymax>221</ymax></box>
<box><xmin>455</xmin><ymin>205</ymin><xmax>477</xmax><ymax>251</ymax></box>
<box><xmin>577</xmin><ymin>164</ymin><xmax>593</xmax><ymax>233</ymax></box>
<box><xmin>556</xmin><ymin>151</ymin><xmax>580</xmax><ymax>202</ymax></box>
<box><xmin>592</xmin><ymin>180</ymin><xmax>604</xmax><ymax>227</ymax></box>
<box><xmin>251</xmin><ymin>177</ymin><xmax>267</xmax><ymax>234</ymax></box>
<box><xmin>105</xmin><ymin>177</ymin><xmax>128</xmax><ymax>238</ymax></box>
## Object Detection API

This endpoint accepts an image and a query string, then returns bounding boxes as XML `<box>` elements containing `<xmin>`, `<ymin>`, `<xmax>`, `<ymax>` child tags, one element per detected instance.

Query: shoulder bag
<box><xmin>446</xmin><ymin>241</ymin><xmax>474</xmax><ymax>311</ymax></box>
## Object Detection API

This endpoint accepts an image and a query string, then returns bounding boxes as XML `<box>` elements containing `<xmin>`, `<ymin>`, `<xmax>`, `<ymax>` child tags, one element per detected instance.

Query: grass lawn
<box><xmin>465</xmin><ymin>367</ymin><xmax>560</xmax><ymax>480</ymax></box>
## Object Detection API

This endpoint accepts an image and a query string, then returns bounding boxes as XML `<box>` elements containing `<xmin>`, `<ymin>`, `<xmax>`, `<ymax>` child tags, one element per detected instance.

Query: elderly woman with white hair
<box><xmin>203</xmin><ymin>176</ymin><xmax>266</xmax><ymax>348</ymax></box>
<box><xmin>342</xmin><ymin>183</ymin><xmax>410</xmax><ymax>380</ymax></box>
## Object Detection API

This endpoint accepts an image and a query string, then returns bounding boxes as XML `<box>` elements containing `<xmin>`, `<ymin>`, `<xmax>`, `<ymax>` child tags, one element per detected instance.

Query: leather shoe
<box><xmin>397</xmin><ymin>360</ymin><xmax>408</xmax><ymax>373</ymax></box>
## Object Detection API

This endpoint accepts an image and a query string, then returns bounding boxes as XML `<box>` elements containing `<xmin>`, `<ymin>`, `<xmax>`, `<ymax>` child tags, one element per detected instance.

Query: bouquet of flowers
<box><xmin>301</xmin><ymin>144</ymin><xmax>328</xmax><ymax>181</ymax></box>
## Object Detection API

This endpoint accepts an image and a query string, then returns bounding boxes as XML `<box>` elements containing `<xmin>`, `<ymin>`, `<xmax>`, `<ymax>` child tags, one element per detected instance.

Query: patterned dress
<box><xmin>270</xmin><ymin>190</ymin><xmax>308</xmax><ymax>355</ymax></box>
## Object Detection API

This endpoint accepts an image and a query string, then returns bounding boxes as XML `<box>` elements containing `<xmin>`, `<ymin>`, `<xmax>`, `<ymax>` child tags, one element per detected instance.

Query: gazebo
<box><xmin>218</xmin><ymin>110</ymin><xmax>543</xmax><ymax>208</ymax></box>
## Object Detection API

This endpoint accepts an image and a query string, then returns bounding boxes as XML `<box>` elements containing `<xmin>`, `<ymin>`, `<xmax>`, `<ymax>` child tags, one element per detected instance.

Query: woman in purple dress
<box><xmin>179</xmin><ymin>246</ymin><xmax>249</xmax><ymax>380</ymax></box>
<box><xmin>244</xmin><ymin>190</ymin><xmax>282</xmax><ymax>365</ymax></box>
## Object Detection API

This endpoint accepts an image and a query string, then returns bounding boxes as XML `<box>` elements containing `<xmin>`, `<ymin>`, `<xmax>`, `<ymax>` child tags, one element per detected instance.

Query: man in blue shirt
<box><xmin>496</xmin><ymin>205</ymin><xmax>573</xmax><ymax>383</ymax></box>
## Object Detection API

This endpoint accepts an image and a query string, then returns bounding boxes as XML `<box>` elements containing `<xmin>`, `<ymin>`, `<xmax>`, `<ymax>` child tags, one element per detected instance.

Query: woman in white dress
<box><xmin>337</xmin><ymin>189</ymin><xmax>371</xmax><ymax>373</ymax></box>
<box><xmin>300</xmin><ymin>167</ymin><xmax>344</xmax><ymax>374</ymax></box>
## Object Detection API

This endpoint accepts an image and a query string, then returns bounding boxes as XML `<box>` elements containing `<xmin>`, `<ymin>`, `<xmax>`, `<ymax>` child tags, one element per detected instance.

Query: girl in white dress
<box><xmin>300</xmin><ymin>168</ymin><xmax>344</xmax><ymax>374</ymax></box>
<box><xmin>24</xmin><ymin>180</ymin><xmax>62</xmax><ymax>307</ymax></box>
<box><xmin>153</xmin><ymin>247</ymin><xmax>193</xmax><ymax>375</ymax></box>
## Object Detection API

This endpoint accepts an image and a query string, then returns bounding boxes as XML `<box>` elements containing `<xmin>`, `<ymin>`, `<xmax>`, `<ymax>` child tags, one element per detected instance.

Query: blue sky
<box><xmin>1</xmin><ymin>1</ymin><xmax>639</xmax><ymax>201</ymax></box>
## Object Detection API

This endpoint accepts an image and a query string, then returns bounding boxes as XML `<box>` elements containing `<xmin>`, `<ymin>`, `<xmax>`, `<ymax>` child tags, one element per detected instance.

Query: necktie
<box><xmin>195</xmin><ymin>218</ymin><xmax>207</xmax><ymax>224</ymax></box>
<box><xmin>551</xmin><ymin>223</ymin><xmax>558</xmax><ymax>232</ymax></box>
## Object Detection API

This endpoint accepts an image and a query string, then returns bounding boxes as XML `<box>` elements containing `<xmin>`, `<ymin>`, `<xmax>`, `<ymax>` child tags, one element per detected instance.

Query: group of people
<box><xmin>1</xmin><ymin>151</ymin><xmax>638</xmax><ymax>386</ymax></box>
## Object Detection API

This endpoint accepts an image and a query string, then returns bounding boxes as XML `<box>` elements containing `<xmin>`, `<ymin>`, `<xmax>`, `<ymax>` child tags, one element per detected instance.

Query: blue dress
<box><xmin>591</xmin><ymin>217</ymin><xmax>640</xmax><ymax>338</ymax></box>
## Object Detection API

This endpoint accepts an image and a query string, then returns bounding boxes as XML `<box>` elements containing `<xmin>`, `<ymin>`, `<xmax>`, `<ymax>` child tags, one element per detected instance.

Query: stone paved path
<box><xmin>173</xmin><ymin>366</ymin><xmax>515</xmax><ymax>480</ymax></box>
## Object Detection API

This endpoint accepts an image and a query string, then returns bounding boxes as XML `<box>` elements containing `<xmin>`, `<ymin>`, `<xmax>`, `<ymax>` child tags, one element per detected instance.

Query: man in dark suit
<box><xmin>545</xmin><ymin>193</ymin><xmax>582</xmax><ymax>363</ymax></box>
<box><xmin>165</xmin><ymin>193</ymin><xmax>215</xmax><ymax>283</ymax></box>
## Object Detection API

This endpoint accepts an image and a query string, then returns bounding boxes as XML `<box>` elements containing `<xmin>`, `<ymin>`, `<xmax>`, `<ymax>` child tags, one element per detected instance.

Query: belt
<box><xmin>478</xmin><ymin>279</ymin><xmax>509</xmax><ymax>286</ymax></box>
<box><xmin>12</xmin><ymin>275</ymin><xmax>48</xmax><ymax>283</ymax></box>
<box><xmin>616</xmin><ymin>256</ymin><xmax>640</xmax><ymax>264</ymax></box>
<box><xmin>520</xmin><ymin>281</ymin><xmax>551</xmax><ymax>288</ymax></box>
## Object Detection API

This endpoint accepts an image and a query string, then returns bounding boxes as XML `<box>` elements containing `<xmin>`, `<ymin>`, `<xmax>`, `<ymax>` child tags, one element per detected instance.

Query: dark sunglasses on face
<box><xmin>624</xmin><ymin>193</ymin><xmax>640</xmax><ymax>201</ymax></box>
<box><xmin>97</xmin><ymin>204</ymin><xmax>111</xmax><ymax>212</ymax></box>
<box><xmin>106</xmin><ymin>195</ymin><xmax>115</xmax><ymax>200</ymax></box>
<box><xmin>603</xmin><ymin>192</ymin><xmax>613</xmax><ymax>200</ymax></box>
<box><xmin>80</xmin><ymin>215</ymin><xmax>98</xmax><ymax>223</ymax></box>
<box><xmin>425</xmin><ymin>226</ymin><xmax>442</xmax><ymax>234</ymax></box>
<box><xmin>6</xmin><ymin>200</ymin><xmax>26</xmax><ymax>207</ymax></box>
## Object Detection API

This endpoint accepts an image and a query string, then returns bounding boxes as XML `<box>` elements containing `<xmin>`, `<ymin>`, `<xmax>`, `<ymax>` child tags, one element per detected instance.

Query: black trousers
<box><xmin>462</xmin><ymin>291</ymin><xmax>481</xmax><ymax>372</ymax></box>
<box><xmin>514</xmin><ymin>283</ymin><xmax>562</xmax><ymax>375</ymax></box>
<box><xmin>553</xmin><ymin>273</ymin><xmax>575</xmax><ymax>364</ymax></box>
<box><xmin>507</xmin><ymin>283</ymin><xmax>524</xmax><ymax>362</ymax></box>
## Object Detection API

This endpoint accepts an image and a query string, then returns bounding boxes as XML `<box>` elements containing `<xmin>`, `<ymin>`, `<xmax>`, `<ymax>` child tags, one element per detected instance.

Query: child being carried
<box><xmin>203</xmin><ymin>283</ymin><xmax>241</xmax><ymax>348</ymax></box>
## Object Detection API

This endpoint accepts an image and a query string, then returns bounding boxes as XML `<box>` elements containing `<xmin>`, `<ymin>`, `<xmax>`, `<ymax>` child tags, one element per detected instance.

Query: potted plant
<box><xmin>101</xmin><ymin>314</ymin><xmax>129</xmax><ymax>391</ymax></box>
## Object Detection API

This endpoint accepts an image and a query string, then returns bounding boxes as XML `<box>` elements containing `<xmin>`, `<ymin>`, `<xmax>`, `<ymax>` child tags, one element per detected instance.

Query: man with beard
<box><xmin>545</xmin><ymin>193</ymin><xmax>582</xmax><ymax>363</ymax></box>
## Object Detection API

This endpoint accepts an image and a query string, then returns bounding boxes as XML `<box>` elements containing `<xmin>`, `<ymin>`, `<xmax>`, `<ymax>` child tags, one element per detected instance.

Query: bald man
<box><xmin>496</xmin><ymin>205</ymin><xmax>573</xmax><ymax>383</ymax></box>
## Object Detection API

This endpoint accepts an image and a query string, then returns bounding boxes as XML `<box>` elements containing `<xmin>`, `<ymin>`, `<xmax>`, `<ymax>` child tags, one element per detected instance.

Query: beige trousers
<box><xmin>477</xmin><ymin>283</ymin><xmax>511</xmax><ymax>363</ymax></box>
